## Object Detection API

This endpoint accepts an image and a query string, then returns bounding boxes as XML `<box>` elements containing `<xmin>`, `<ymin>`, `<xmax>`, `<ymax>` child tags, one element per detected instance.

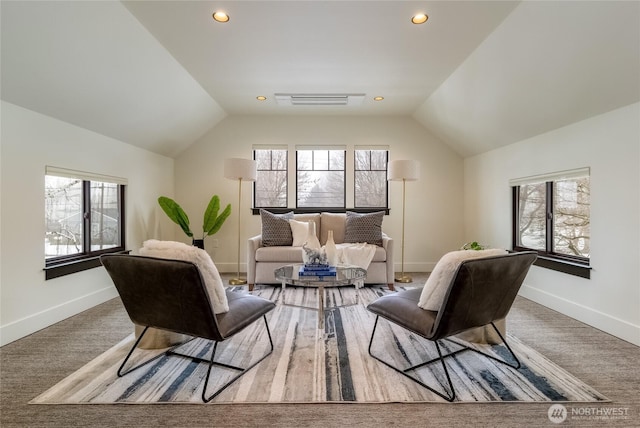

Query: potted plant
<box><xmin>461</xmin><ymin>241</ymin><xmax>487</xmax><ymax>250</ymax></box>
<box><xmin>158</xmin><ymin>195</ymin><xmax>232</xmax><ymax>249</ymax></box>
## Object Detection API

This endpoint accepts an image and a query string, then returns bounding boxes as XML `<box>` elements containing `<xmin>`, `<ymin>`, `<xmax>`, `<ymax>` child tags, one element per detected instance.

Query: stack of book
<box><xmin>299</xmin><ymin>264</ymin><xmax>337</xmax><ymax>277</ymax></box>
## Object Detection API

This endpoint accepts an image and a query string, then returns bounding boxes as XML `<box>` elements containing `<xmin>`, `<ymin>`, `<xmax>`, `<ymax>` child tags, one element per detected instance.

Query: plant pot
<box><xmin>192</xmin><ymin>239</ymin><xmax>204</xmax><ymax>249</ymax></box>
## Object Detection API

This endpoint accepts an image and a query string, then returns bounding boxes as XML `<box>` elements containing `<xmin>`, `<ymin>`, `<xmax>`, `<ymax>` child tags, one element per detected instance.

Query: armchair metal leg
<box><xmin>200</xmin><ymin>315</ymin><xmax>274</xmax><ymax>402</ymax></box>
<box><xmin>117</xmin><ymin>315</ymin><xmax>275</xmax><ymax>403</ymax></box>
<box><xmin>442</xmin><ymin>322</ymin><xmax>521</xmax><ymax>370</ymax></box>
<box><xmin>368</xmin><ymin>317</ymin><xmax>521</xmax><ymax>402</ymax></box>
<box><xmin>368</xmin><ymin>316</ymin><xmax>456</xmax><ymax>401</ymax></box>
<box><xmin>117</xmin><ymin>326</ymin><xmax>195</xmax><ymax>377</ymax></box>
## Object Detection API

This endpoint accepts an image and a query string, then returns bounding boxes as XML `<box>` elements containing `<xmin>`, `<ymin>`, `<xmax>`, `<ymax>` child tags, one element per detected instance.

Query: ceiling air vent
<box><xmin>275</xmin><ymin>93</ymin><xmax>366</xmax><ymax>106</ymax></box>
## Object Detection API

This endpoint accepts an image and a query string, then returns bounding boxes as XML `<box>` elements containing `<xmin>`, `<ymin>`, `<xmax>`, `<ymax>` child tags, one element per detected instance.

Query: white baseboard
<box><xmin>394</xmin><ymin>262</ymin><xmax>436</xmax><ymax>273</ymax></box>
<box><xmin>519</xmin><ymin>284</ymin><xmax>640</xmax><ymax>347</ymax></box>
<box><xmin>0</xmin><ymin>286</ymin><xmax>119</xmax><ymax>347</ymax></box>
<box><xmin>216</xmin><ymin>262</ymin><xmax>243</xmax><ymax>274</ymax></box>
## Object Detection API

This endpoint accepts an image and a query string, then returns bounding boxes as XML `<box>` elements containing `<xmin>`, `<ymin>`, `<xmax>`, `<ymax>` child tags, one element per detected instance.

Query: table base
<box><xmin>279</xmin><ymin>281</ymin><xmax>363</xmax><ymax>329</ymax></box>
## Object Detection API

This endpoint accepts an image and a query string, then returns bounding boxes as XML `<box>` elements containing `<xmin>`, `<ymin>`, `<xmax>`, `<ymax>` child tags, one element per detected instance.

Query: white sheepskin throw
<box><xmin>335</xmin><ymin>243</ymin><xmax>377</xmax><ymax>270</ymax></box>
<box><xmin>139</xmin><ymin>240</ymin><xmax>229</xmax><ymax>314</ymax></box>
<box><xmin>418</xmin><ymin>249</ymin><xmax>508</xmax><ymax>311</ymax></box>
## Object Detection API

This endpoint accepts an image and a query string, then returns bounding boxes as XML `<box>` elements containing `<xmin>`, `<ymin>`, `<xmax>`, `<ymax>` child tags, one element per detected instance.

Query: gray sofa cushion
<box><xmin>260</xmin><ymin>210</ymin><xmax>293</xmax><ymax>246</ymax></box>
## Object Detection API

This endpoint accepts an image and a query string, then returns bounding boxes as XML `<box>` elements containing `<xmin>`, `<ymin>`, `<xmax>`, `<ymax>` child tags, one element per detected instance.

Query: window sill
<box><xmin>532</xmin><ymin>255</ymin><xmax>591</xmax><ymax>279</ymax></box>
<box><xmin>44</xmin><ymin>249</ymin><xmax>130</xmax><ymax>280</ymax></box>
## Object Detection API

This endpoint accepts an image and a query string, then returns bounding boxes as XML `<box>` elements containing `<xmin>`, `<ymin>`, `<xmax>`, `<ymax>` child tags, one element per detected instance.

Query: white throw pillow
<box><xmin>138</xmin><ymin>240</ymin><xmax>229</xmax><ymax>314</ymax></box>
<box><xmin>418</xmin><ymin>249</ymin><xmax>508</xmax><ymax>311</ymax></box>
<box><xmin>289</xmin><ymin>219</ymin><xmax>310</xmax><ymax>247</ymax></box>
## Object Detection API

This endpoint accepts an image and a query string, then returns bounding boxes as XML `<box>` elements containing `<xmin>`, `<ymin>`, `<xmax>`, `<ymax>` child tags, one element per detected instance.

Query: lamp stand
<box><xmin>229</xmin><ymin>177</ymin><xmax>247</xmax><ymax>285</ymax></box>
<box><xmin>396</xmin><ymin>178</ymin><xmax>412</xmax><ymax>283</ymax></box>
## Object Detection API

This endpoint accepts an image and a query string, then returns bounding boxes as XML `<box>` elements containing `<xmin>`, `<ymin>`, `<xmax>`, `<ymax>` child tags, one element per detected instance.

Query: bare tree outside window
<box><xmin>517</xmin><ymin>182</ymin><xmax>546</xmax><ymax>251</ymax></box>
<box><xmin>355</xmin><ymin>149</ymin><xmax>388</xmax><ymax>208</ymax></box>
<box><xmin>554</xmin><ymin>177</ymin><xmax>590</xmax><ymax>258</ymax></box>
<box><xmin>254</xmin><ymin>148</ymin><xmax>388</xmax><ymax>210</ymax></box>
<box><xmin>44</xmin><ymin>169</ymin><xmax>126</xmax><ymax>279</ymax></box>
<box><xmin>45</xmin><ymin>176</ymin><xmax>83</xmax><ymax>257</ymax></box>
<box><xmin>515</xmin><ymin>175</ymin><xmax>590</xmax><ymax>260</ymax></box>
<box><xmin>297</xmin><ymin>150</ymin><xmax>345</xmax><ymax>208</ymax></box>
<box><xmin>90</xmin><ymin>181</ymin><xmax>121</xmax><ymax>251</ymax></box>
<box><xmin>255</xmin><ymin>149</ymin><xmax>287</xmax><ymax>207</ymax></box>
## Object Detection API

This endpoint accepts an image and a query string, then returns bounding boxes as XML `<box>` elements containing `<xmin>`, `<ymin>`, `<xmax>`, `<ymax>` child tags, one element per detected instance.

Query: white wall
<box><xmin>464</xmin><ymin>103</ymin><xmax>640</xmax><ymax>346</ymax></box>
<box><xmin>0</xmin><ymin>101</ymin><xmax>175</xmax><ymax>346</ymax></box>
<box><xmin>174</xmin><ymin>115</ymin><xmax>465</xmax><ymax>273</ymax></box>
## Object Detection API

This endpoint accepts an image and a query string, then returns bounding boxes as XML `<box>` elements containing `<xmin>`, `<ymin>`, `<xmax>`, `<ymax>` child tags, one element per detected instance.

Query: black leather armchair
<box><xmin>367</xmin><ymin>251</ymin><xmax>537</xmax><ymax>401</ymax></box>
<box><xmin>101</xmin><ymin>254</ymin><xmax>276</xmax><ymax>402</ymax></box>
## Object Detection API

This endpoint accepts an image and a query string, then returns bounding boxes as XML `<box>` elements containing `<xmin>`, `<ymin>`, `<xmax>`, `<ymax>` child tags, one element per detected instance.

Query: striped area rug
<box><xmin>31</xmin><ymin>286</ymin><xmax>608</xmax><ymax>404</ymax></box>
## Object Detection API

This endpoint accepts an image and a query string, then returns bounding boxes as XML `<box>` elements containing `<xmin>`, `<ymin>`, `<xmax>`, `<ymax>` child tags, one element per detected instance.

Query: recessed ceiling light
<box><xmin>212</xmin><ymin>11</ymin><xmax>229</xmax><ymax>23</ymax></box>
<box><xmin>374</xmin><ymin>96</ymin><xmax>384</xmax><ymax>101</ymax></box>
<box><xmin>411</xmin><ymin>13</ymin><xmax>428</xmax><ymax>24</ymax></box>
<box><xmin>256</xmin><ymin>96</ymin><xmax>267</xmax><ymax>101</ymax></box>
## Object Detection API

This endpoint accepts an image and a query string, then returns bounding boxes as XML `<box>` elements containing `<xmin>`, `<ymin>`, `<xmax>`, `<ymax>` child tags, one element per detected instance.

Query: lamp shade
<box><xmin>388</xmin><ymin>160</ymin><xmax>419</xmax><ymax>181</ymax></box>
<box><xmin>224</xmin><ymin>158</ymin><xmax>257</xmax><ymax>181</ymax></box>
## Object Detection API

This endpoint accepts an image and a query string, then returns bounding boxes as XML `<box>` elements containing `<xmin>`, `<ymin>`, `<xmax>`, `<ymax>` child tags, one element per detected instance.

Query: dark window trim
<box><xmin>531</xmin><ymin>253</ymin><xmax>591</xmax><ymax>279</ymax></box>
<box><xmin>254</xmin><ymin>148</ymin><xmax>390</xmax><ymax>212</ymax></box>
<box><xmin>45</xmin><ymin>183</ymin><xmax>126</xmax><ymax>280</ymax></box>
<box><xmin>44</xmin><ymin>249</ymin><xmax>130</xmax><ymax>280</ymax></box>
<box><xmin>512</xmin><ymin>186</ymin><xmax>591</xmax><ymax>279</ymax></box>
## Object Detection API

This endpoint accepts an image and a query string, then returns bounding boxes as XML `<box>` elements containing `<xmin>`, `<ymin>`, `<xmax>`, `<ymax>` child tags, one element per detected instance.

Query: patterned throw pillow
<box><xmin>260</xmin><ymin>209</ymin><xmax>294</xmax><ymax>246</ymax></box>
<box><xmin>344</xmin><ymin>211</ymin><xmax>384</xmax><ymax>246</ymax></box>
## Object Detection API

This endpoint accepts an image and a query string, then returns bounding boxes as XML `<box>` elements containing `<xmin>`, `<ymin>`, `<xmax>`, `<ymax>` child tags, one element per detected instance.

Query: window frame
<box><xmin>44</xmin><ymin>174</ymin><xmax>127</xmax><ymax>280</ymax></box>
<box><xmin>511</xmin><ymin>176</ymin><xmax>591</xmax><ymax>279</ymax></box>
<box><xmin>353</xmin><ymin>149</ymin><xmax>389</xmax><ymax>210</ymax></box>
<box><xmin>251</xmin><ymin>147</ymin><xmax>391</xmax><ymax>215</ymax></box>
<box><xmin>295</xmin><ymin>149</ymin><xmax>346</xmax><ymax>210</ymax></box>
<box><xmin>253</xmin><ymin>148</ymin><xmax>288</xmax><ymax>209</ymax></box>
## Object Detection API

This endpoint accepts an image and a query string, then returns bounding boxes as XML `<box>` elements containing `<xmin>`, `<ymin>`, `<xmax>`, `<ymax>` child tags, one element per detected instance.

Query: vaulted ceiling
<box><xmin>2</xmin><ymin>1</ymin><xmax>638</xmax><ymax>158</ymax></box>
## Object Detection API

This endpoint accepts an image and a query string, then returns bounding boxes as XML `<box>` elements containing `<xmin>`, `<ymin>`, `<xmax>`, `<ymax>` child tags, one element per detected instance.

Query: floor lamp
<box><xmin>388</xmin><ymin>160</ymin><xmax>420</xmax><ymax>283</ymax></box>
<box><xmin>224</xmin><ymin>158</ymin><xmax>257</xmax><ymax>285</ymax></box>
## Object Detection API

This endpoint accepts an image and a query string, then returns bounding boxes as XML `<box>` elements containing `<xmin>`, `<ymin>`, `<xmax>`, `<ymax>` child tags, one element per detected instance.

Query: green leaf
<box><xmin>202</xmin><ymin>195</ymin><xmax>221</xmax><ymax>235</ymax></box>
<box><xmin>158</xmin><ymin>196</ymin><xmax>193</xmax><ymax>237</ymax></box>
<box><xmin>205</xmin><ymin>203</ymin><xmax>232</xmax><ymax>236</ymax></box>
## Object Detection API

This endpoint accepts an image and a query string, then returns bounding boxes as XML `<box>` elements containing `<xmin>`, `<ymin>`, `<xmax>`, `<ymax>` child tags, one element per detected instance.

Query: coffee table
<box><xmin>274</xmin><ymin>264</ymin><xmax>367</xmax><ymax>329</ymax></box>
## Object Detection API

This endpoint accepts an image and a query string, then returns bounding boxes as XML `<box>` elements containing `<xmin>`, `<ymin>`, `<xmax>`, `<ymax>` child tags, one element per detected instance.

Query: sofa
<box><xmin>247</xmin><ymin>211</ymin><xmax>395</xmax><ymax>290</ymax></box>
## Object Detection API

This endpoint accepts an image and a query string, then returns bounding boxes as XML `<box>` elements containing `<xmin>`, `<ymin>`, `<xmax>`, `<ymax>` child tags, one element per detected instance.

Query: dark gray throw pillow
<box><xmin>260</xmin><ymin>210</ymin><xmax>294</xmax><ymax>246</ymax></box>
<box><xmin>344</xmin><ymin>211</ymin><xmax>384</xmax><ymax>246</ymax></box>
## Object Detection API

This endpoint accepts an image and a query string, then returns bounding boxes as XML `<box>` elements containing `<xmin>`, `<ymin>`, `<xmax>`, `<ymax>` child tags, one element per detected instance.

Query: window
<box><xmin>252</xmin><ymin>147</ymin><xmax>390</xmax><ymax>212</ymax></box>
<box><xmin>354</xmin><ymin>149</ymin><xmax>388</xmax><ymax>208</ymax></box>
<box><xmin>296</xmin><ymin>149</ymin><xmax>345</xmax><ymax>208</ymax></box>
<box><xmin>45</xmin><ymin>167</ymin><xmax>126</xmax><ymax>279</ymax></box>
<box><xmin>511</xmin><ymin>168</ymin><xmax>591</xmax><ymax>278</ymax></box>
<box><xmin>254</xmin><ymin>148</ymin><xmax>287</xmax><ymax>208</ymax></box>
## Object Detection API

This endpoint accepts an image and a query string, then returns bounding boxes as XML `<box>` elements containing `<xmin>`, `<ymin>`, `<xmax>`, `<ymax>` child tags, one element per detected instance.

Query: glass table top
<box><xmin>274</xmin><ymin>264</ymin><xmax>366</xmax><ymax>286</ymax></box>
